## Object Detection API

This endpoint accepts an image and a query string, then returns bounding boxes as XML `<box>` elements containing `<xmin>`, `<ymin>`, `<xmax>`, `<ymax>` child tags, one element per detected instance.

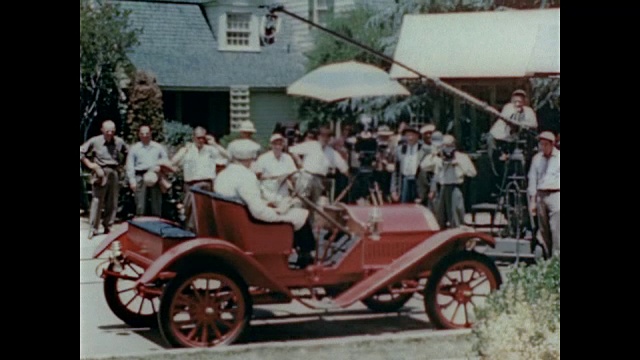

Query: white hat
<box><xmin>538</xmin><ymin>131</ymin><xmax>556</xmax><ymax>143</ymax></box>
<box><xmin>143</xmin><ymin>171</ymin><xmax>159</xmax><ymax>187</ymax></box>
<box><xmin>230</xmin><ymin>139</ymin><xmax>259</xmax><ymax>160</ymax></box>
<box><xmin>270</xmin><ymin>133</ymin><xmax>285</xmax><ymax>143</ymax></box>
<box><xmin>431</xmin><ymin>131</ymin><xmax>444</xmax><ymax>147</ymax></box>
<box><xmin>377</xmin><ymin>125</ymin><xmax>394</xmax><ymax>136</ymax></box>
<box><xmin>420</xmin><ymin>124</ymin><xmax>436</xmax><ymax>134</ymax></box>
<box><xmin>442</xmin><ymin>134</ymin><xmax>456</xmax><ymax>146</ymax></box>
<box><xmin>237</xmin><ymin>120</ymin><xmax>257</xmax><ymax>133</ymax></box>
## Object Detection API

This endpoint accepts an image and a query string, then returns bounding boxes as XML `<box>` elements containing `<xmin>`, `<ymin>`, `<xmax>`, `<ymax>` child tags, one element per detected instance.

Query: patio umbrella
<box><xmin>287</xmin><ymin>61</ymin><xmax>410</xmax><ymax>102</ymax></box>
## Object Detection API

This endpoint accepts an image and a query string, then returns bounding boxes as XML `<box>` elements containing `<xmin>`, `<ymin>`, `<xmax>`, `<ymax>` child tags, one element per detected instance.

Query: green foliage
<box><xmin>473</xmin><ymin>255</ymin><xmax>560</xmax><ymax>359</ymax></box>
<box><xmin>80</xmin><ymin>0</ymin><xmax>141</xmax><ymax>142</ymax></box>
<box><xmin>306</xmin><ymin>5</ymin><xmax>390</xmax><ymax>71</ymax></box>
<box><xmin>125</xmin><ymin>70</ymin><xmax>166</xmax><ymax>143</ymax></box>
<box><xmin>299</xmin><ymin>1</ymin><xmax>494</xmax><ymax>126</ymax></box>
<box><xmin>299</xmin><ymin>0</ymin><xmax>561</xmax><ymax>129</ymax></box>
<box><xmin>163</xmin><ymin>120</ymin><xmax>194</xmax><ymax>157</ymax></box>
<box><xmin>530</xmin><ymin>78</ymin><xmax>561</xmax><ymax>111</ymax></box>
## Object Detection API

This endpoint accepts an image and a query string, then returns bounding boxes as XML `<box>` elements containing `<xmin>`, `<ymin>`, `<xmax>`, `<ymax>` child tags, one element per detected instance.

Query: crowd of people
<box><xmin>80</xmin><ymin>89</ymin><xmax>560</xmax><ymax>257</ymax></box>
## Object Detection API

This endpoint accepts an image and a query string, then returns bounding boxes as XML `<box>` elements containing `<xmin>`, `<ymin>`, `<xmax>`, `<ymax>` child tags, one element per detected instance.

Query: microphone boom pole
<box><xmin>261</xmin><ymin>3</ymin><xmax>536</xmax><ymax>135</ymax></box>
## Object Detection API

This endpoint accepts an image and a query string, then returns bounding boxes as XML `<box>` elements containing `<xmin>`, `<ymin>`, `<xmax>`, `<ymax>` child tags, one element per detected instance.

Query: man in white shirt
<box><xmin>171</xmin><ymin>126</ymin><xmax>228</xmax><ymax>231</ymax></box>
<box><xmin>429</xmin><ymin>135</ymin><xmax>477</xmax><ymax>228</ymax></box>
<box><xmin>528</xmin><ymin>131</ymin><xmax>560</xmax><ymax>255</ymax></box>
<box><xmin>392</xmin><ymin>126</ymin><xmax>428</xmax><ymax>203</ymax></box>
<box><xmin>252</xmin><ymin>133</ymin><xmax>298</xmax><ymax>203</ymax></box>
<box><xmin>490</xmin><ymin>89</ymin><xmax>538</xmax><ymax>142</ymax></box>
<box><xmin>289</xmin><ymin>127</ymin><xmax>349</xmax><ymax>204</ymax></box>
<box><xmin>215</xmin><ymin>139</ymin><xmax>315</xmax><ymax>268</ymax></box>
<box><xmin>488</xmin><ymin>90</ymin><xmax>539</xmax><ymax>167</ymax></box>
<box><xmin>227</xmin><ymin>120</ymin><xmax>262</xmax><ymax>160</ymax></box>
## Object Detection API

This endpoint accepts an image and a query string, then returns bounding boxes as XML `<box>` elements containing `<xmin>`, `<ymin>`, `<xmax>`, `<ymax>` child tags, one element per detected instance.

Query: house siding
<box><xmin>250</xmin><ymin>92</ymin><xmax>297</xmax><ymax>142</ymax></box>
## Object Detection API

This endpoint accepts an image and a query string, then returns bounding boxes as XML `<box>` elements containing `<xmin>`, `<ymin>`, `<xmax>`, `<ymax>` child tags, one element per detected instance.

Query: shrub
<box><xmin>125</xmin><ymin>70</ymin><xmax>165</xmax><ymax>143</ymax></box>
<box><xmin>473</xmin><ymin>256</ymin><xmax>560</xmax><ymax>359</ymax></box>
<box><xmin>163</xmin><ymin>120</ymin><xmax>194</xmax><ymax>157</ymax></box>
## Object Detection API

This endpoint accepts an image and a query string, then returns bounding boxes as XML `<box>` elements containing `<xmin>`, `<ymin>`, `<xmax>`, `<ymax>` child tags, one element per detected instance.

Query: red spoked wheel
<box><xmin>424</xmin><ymin>251</ymin><xmax>502</xmax><ymax>329</ymax></box>
<box><xmin>158</xmin><ymin>268</ymin><xmax>252</xmax><ymax>348</ymax></box>
<box><xmin>103</xmin><ymin>262</ymin><xmax>159</xmax><ymax>328</ymax></box>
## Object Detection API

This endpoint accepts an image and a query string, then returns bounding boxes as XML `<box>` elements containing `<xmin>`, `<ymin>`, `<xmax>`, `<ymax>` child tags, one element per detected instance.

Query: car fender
<box><xmin>333</xmin><ymin>227</ymin><xmax>496</xmax><ymax>308</ymax></box>
<box><xmin>133</xmin><ymin>237</ymin><xmax>291</xmax><ymax>297</ymax></box>
<box><xmin>92</xmin><ymin>223</ymin><xmax>129</xmax><ymax>258</ymax></box>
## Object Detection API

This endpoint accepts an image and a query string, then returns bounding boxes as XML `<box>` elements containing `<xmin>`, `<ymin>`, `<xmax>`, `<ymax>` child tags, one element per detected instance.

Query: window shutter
<box><xmin>218</xmin><ymin>13</ymin><xmax>228</xmax><ymax>50</ymax></box>
<box><xmin>249</xmin><ymin>14</ymin><xmax>260</xmax><ymax>51</ymax></box>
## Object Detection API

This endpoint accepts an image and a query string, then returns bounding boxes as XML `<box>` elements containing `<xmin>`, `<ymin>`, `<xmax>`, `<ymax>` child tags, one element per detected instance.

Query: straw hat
<box><xmin>420</xmin><ymin>124</ymin><xmax>436</xmax><ymax>134</ymax></box>
<box><xmin>230</xmin><ymin>139</ymin><xmax>259</xmax><ymax>160</ymax></box>
<box><xmin>538</xmin><ymin>131</ymin><xmax>556</xmax><ymax>143</ymax></box>
<box><xmin>270</xmin><ymin>133</ymin><xmax>285</xmax><ymax>143</ymax></box>
<box><xmin>402</xmin><ymin>126</ymin><xmax>420</xmax><ymax>135</ymax></box>
<box><xmin>377</xmin><ymin>125</ymin><xmax>394</xmax><ymax>136</ymax></box>
<box><xmin>512</xmin><ymin>89</ymin><xmax>527</xmax><ymax>97</ymax></box>
<box><xmin>237</xmin><ymin>120</ymin><xmax>257</xmax><ymax>133</ymax></box>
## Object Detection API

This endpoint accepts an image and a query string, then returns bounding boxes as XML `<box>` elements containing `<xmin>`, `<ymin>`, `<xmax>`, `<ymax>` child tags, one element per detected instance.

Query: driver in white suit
<box><xmin>215</xmin><ymin>139</ymin><xmax>316</xmax><ymax>268</ymax></box>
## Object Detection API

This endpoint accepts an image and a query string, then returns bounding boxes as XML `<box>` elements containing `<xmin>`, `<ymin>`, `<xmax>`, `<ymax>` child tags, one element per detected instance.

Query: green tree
<box><xmin>80</xmin><ymin>0</ymin><xmax>141</xmax><ymax>142</ymax></box>
<box><xmin>125</xmin><ymin>70</ymin><xmax>165</xmax><ymax>143</ymax></box>
<box><xmin>300</xmin><ymin>0</ymin><xmax>560</xmax><ymax>129</ymax></box>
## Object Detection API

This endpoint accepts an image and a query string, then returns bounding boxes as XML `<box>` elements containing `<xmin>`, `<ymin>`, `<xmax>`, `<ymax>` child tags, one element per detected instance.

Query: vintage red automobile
<box><xmin>93</xmin><ymin>186</ymin><xmax>502</xmax><ymax>348</ymax></box>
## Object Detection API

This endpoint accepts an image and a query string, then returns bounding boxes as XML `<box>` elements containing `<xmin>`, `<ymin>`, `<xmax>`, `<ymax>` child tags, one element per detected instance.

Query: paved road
<box><xmin>80</xmin><ymin>215</ymin><xmax>507</xmax><ymax>358</ymax></box>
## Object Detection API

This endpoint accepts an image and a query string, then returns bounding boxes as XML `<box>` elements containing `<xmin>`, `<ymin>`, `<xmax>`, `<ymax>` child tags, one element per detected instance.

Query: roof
<box><xmin>118</xmin><ymin>1</ymin><xmax>306</xmax><ymax>89</ymax></box>
<box><xmin>389</xmin><ymin>8</ymin><xmax>560</xmax><ymax>79</ymax></box>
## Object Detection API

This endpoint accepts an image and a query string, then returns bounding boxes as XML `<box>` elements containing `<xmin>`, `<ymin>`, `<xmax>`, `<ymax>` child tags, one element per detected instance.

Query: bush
<box><xmin>125</xmin><ymin>70</ymin><xmax>165</xmax><ymax>143</ymax></box>
<box><xmin>473</xmin><ymin>256</ymin><xmax>560</xmax><ymax>360</ymax></box>
<box><xmin>163</xmin><ymin>120</ymin><xmax>194</xmax><ymax>157</ymax></box>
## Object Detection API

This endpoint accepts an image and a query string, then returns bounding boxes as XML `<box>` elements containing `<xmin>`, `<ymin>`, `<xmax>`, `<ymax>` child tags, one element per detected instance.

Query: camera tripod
<box><xmin>490</xmin><ymin>137</ymin><xmax>537</xmax><ymax>264</ymax></box>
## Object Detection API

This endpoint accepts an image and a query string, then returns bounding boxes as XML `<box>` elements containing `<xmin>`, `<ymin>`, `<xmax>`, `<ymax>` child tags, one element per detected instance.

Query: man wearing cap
<box><xmin>216</xmin><ymin>139</ymin><xmax>315</xmax><ymax>268</ymax></box>
<box><xmin>330</xmin><ymin>122</ymin><xmax>354</xmax><ymax>200</ymax></box>
<box><xmin>490</xmin><ymin>90</ymin><xmax>538</xmax><ymax>142</ymax></box>
<box><xmin>372</xmin><ymin>125</ymin><xmax>396</xmax><ymax>202</ymax></box>
<box><xmin>392</xmin><ymin>125</ymin><xmax>428</xmax><ymax>203</ymax></box>
<box><xmin>252</xmin><ymin>133</ymin><xmax>298</xmax><ymax>203</ymax></box>
<box><xmin>126</xmin><ymin>125</ymin><xmax>169</xmax><ymax>217</ymax></box>
<box><xmin>80</xmin><ymin>120</ymin><xmax>129</xmax><ymax>239</ymax></box>
<box><xmin>488</xmin><ymin>90</ymin><xmax>538</xmax><ymax>164</ymax></box>
<box><xmin>172</xmin><ymin>126</ymin><xmax>228</xmax><ymax>231</ymax></box>
<box><xmin>289</xmin><ymin>127</ymin><xmax>349</xmax><ymax>205</ymax></box>
<box><xmin>419</xmin><ymin>130</ymin><xmax>444</xmax><ymax>211</ymax></box>
<box><xmin>416</xmin><ymin>124</ymin><xmax>437</xmax><ymax>206</ymax></box>
<box><xmin>429</xmin><ymin>135</ymin><xmax>477</xmax><ymax>228</ymax></box>
<box><xmin>528</xmin><ymin>131</ymin><xmax>560</xmax><ymax>255</ymax></box>
<box><xmin>227</xmin><ymin>120</ymin><xmax>262</xmax><ymax>159</ymax></box>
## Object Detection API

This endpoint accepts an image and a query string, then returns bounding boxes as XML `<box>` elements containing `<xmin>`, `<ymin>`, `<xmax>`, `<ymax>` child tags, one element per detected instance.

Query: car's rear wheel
<box><xmin>158</xmin><ymin>267</ymin><xmax>252</xmax><ymax>348</ymax></box>
<box><xmin>424</xmin><ymin>251</ymin><xmax>502</xmax><ymax>329</ymax></box>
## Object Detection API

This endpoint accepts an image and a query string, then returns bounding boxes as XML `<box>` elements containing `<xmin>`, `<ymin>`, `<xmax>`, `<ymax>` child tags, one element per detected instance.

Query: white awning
<box><xmin>389</xmin><ymin>8</ymin><xmax>560</xmax><ymax>79</ymax></box>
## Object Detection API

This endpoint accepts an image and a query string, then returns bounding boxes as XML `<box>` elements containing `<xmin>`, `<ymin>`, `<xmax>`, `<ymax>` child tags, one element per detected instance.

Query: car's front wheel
<box><xmin>424</xmin><ymin>251</ymin><xmax>502</xmax><ymax>329</ymax></box>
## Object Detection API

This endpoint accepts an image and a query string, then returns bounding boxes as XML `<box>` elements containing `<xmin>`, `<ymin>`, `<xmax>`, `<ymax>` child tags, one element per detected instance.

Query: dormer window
<box><xmin>218</xmin><ymin>12</ymin><xmax>260</xmax><ymax>52</ymax></box>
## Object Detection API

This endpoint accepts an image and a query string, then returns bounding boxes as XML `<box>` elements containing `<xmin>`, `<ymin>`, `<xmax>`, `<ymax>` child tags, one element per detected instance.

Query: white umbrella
<box><xmin>287</xmin><ymin>61</ymin><xmax>410</xmax><ymax>102</ymax></box>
